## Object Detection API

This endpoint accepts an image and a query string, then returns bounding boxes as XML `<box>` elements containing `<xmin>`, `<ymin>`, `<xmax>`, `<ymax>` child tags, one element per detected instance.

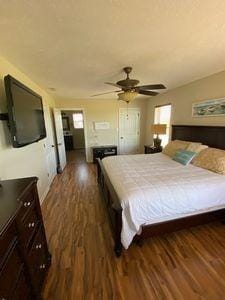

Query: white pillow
<box><xmin>187</xmin><ymin>143</ymin><xmax>208</xmax><ymax>153</ymax></box>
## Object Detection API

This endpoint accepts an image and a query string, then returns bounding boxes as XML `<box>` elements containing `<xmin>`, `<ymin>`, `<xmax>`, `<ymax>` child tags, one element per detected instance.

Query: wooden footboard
<box><xmin>97</xmin><ymin>158</ymin><xmax>123</xmax><ymax>257</ymax></box>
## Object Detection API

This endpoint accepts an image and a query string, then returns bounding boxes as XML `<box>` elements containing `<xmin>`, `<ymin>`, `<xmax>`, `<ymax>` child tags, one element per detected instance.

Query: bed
<box><xmin>97</xmin><ymin>125</ymin><xmax>225</xmax><ymax>256</ymax></box>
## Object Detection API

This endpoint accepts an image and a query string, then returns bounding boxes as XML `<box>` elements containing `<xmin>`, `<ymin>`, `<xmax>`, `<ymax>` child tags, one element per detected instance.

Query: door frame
<box><xmin>118</xmin><ymin>107</ymin><xmax>141</xmax><ymax>155</ymax></box>
<box><xmin>43</xmin><ymin>105</ymin><xmax>57</xmax><ymax>183</ymax></box>
<box><xmin>57</xmin><ymin>108</ymin><xmax>88</xmax><ymax>161</ymax></box>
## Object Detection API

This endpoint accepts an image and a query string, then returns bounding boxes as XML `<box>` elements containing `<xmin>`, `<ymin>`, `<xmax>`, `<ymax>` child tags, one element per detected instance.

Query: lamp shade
<box><xmin>151</xmin><ymin>124</ymin><xmax>167</xmax><ymax>135</ymax></box>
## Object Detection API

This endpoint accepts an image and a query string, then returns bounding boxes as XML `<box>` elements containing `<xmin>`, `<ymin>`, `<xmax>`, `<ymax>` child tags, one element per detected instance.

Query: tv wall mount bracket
<box><xmin>0</xmin><ymin>113</ymin><xmax>9</xmax><ymax>121</ymax></box>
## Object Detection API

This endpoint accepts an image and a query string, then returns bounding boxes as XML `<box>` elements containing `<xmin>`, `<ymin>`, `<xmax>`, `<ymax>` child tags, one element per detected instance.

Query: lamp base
<box><xmin>153</xmin><ymin>138</ymin><xmax>162</xmax><ymax>148</ymax></box>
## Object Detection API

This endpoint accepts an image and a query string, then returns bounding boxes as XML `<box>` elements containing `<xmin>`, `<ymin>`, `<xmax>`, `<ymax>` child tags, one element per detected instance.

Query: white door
<box><xmin>53</xmin><ymin>108</ymin><xmax>67</xmax><ymax>172</ymax></box>
<box><xmin>43</xmin><ymin>105</ymin><xmax>57</xmax><ymax>184</ymax></box>
<box><xmin>119</xmin><ymin>108</ymin><xmax>140</xmax><ymax>154</ymax></box>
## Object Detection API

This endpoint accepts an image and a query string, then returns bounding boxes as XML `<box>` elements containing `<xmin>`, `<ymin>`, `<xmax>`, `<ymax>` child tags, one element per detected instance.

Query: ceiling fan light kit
<box><xmin>91</xmin><ymin>66</ymin><xmax>166</xmax><ymax>103</ymax></box>
<box><xmin>118</xmin><ymin>91</ymin><xmax>138</xmax><ymax>103</ymax></box>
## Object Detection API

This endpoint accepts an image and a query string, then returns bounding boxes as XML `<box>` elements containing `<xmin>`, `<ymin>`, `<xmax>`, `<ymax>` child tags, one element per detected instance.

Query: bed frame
<box><xmin>97</xmin><ymin>125</ymin><xmax>225</xmax><ymax>257</ymax></box>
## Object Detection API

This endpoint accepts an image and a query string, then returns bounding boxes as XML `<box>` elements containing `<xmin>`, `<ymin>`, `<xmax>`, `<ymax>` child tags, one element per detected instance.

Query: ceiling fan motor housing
<box><xmin>116</xmin><ymin>66</ymin><xmax>139</xmax><ymax>90</ymax></box>
<box><xmin>116</xmin><ymin>78</ymin><xmax>140</xmax><ymax>90</ymax></box>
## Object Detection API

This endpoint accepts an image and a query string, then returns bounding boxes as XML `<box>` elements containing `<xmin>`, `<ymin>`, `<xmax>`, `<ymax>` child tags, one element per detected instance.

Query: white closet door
<box><xmin>119</xmin><ymin>108</ymin><xmax>140</xmax><ymax>155</ymax></box>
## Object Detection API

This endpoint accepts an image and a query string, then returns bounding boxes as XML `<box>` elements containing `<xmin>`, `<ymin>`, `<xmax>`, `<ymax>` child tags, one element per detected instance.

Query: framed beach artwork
<box><xmin>192</xmin><ymin>97</ymin><xmax>225</xmax><ymax>117</ymax></box>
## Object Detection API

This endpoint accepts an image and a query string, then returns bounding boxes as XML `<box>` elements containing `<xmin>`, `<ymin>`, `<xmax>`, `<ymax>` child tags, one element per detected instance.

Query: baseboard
<box><xmin>40</xmin><ymin>185</ymin><xmax>50</xmax><ymax>205</ymax></box>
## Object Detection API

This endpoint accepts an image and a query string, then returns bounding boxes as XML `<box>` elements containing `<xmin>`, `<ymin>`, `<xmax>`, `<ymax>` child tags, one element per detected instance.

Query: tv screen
<box><xmin>4</xmin><ymin>75</ymin><xmax>46</xmax><ymax>148</ymax></box>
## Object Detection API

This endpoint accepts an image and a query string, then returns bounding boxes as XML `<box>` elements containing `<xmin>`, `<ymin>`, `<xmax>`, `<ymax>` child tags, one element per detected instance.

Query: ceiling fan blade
<box><xmin>138</xmin><ymin>90</ymin><xmax>158</xmax><ymax>96</ymax></box>
<box><xmin>105</xmin><ymin>82</ymin><xmax>122</xmax><ymax>88</ymax></box>
<box><xmin>90</xmin><ymin>90</ymin><xmax>120</xmax><ymax>97</ymax></box>
<box><xmin>137</xmin><ymin>84</ymin><xmax>166</xmax><ymax>90</ymax></box>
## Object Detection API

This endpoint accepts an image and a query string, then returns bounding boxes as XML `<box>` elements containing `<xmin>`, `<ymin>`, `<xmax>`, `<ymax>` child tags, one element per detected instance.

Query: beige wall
<box><xmin>0</xmin><ymin>56</ymin><xmax>55</xmax><ymax>200</ymax></box>
<box><xmin>62</xmin><ymin>110</ymin><xmax>85</xmax><ymax>149</ymax></box>
<box><xmin>56</xmin><ymin>98</ymin><xmax>147</xmax><ymax>162</ymax></box>
<box><xmin>145</xmin><ymin>70</ymin><xmax>225</xmax><ymax>144</ymax></box>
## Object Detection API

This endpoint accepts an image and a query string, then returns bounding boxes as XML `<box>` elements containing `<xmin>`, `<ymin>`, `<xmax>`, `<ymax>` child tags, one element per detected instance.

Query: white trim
<box><xmin>40</xmin><ymin>185</ymin><xmax>50</xmax><ymax>205</ymax></box>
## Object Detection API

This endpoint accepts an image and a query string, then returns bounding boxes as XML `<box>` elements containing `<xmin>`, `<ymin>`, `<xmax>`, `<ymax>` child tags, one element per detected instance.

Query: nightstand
<box><xmin>144</xmin><ymin>145</ymin><xmax>162</xmax><ymax>154</ymax></box>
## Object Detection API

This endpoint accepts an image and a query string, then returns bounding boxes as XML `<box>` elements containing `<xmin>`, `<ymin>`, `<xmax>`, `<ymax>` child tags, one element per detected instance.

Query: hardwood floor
<box><xmin>42</xmin><ymin>150</ymin><xmax>225</xmax><ymax>300</ymax></box>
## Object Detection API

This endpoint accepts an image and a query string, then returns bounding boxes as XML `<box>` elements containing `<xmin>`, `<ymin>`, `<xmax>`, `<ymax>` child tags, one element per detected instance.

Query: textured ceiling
<box><xmin>1</xmin><ymin>0</ymin><xmax>225</xmax><ymax>100</ymax></box>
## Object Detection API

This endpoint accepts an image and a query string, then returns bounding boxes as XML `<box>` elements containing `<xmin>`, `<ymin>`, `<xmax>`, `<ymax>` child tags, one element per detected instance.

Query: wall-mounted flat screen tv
<box><xmin>4</xmin><ymin>75</ymin><xmax>46</xmax><ymax>148</ymax></box>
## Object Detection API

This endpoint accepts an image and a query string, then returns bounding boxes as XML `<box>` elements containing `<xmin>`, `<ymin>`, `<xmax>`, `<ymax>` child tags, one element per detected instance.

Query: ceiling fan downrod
<box><xmin>123</xmin><ymin>66</ymin><xmax>132</xmax><ymax>79</ymax></box>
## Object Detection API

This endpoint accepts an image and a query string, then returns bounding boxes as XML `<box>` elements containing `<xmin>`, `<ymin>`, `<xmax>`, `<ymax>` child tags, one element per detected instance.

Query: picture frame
<box><xmin>192</xmin><ymin>97</ymin><xmax>225</xmax><ymax>117</ymax></box>
<box><xmin>94</xmin><ymin>122</ymin><xmax>110</xmax><ymax>130</ymax></box>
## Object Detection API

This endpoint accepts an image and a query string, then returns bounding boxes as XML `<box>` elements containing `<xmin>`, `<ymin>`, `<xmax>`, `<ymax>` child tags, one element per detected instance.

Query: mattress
<box><xmin>102</xmin><ymin>153</ymin><xmax>225</xmax><ymax>249</ymax></box>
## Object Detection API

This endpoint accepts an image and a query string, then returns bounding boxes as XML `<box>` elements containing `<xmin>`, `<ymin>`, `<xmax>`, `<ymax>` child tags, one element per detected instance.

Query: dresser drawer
<box><xmin>104</xmin><ymin>147</ymin><xmax>117</xmax><ymax>154</ymax></box>
<box><xmin>12</xmin><ymin>266</ymin><xmax>32</xmax><ymax>300</ymax></box>
<box><xmin>28</xmin><ymin>225</ymin><xmax>46</xmax><ymax>268</ymax></box>
<box><xmin>93</xmin><ymin>149</ymin><xmax>104</xmax><ymax>157</ymax></box>
<box><xmin>17</xmin><ymin>188</ymin><xmax>36</xmax><ymax>223</ymax></box>
<box><xmin>0</xmin><ymin>222</ymin><xmax>17</xmax><ymax>269</ymax></box>
<box><xmin>28</xmin><ymin>226</ymin><xmax>49</xmax><ymax>293</ymax></box>
<box><xmin>18</xmin><ymin>205</ymin><xmax>40</xmax><ymax>250</ymax></box>
<box><xmin>32</xmin><ymin>254</ymin><xmax>49</xmax><ymax>294</ymax></box>
<box><xmin>0</xmin><ymin>242</ymin><xmax>23</xmax><ymax>299</ymax></box>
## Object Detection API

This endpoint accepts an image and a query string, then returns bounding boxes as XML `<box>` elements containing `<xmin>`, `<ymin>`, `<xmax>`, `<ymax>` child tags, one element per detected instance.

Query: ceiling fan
<box><xmin>91</xmin><ymin>66</ymin><xmax>166</xmax><ymax>103</ymax></box>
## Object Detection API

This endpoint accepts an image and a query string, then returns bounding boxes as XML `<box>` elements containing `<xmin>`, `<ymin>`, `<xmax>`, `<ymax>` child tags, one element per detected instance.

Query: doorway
<box><xmin>119</xmin><ymin>108</ymin><xmax>140</xmax><ymax>155</ymax></box>
<box><xmin>53</xmin><ymin>109</ymin><xmax>87</xmax><ymax>172</ymax></box>
<box><xmin>59</xmin><ymin>109</ymin><xmax>86</xmax><ymax>159</ymax></box>
<box><xmin>61</xmin><ymin>110</ymin><xmax>85</xmax><ymax>152</ymax></box>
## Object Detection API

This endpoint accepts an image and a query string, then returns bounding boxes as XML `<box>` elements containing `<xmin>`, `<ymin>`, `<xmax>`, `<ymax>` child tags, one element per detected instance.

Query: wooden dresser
<box><xmin>92</xmin><ymin>145</ymin><xmax>117</xmax><ymax>163</ymax></box>
<box><xmin>0</xmin><ymin>177</ymin><xmax>51</xmax><ymax>299</ymax></box>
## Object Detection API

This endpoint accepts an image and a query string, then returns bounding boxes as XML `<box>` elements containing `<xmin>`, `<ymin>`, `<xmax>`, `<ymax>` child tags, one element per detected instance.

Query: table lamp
<box><xmin>151</xmin><ymin>124</ymin><xmax>167</xmax><ymax>148</ymax></box>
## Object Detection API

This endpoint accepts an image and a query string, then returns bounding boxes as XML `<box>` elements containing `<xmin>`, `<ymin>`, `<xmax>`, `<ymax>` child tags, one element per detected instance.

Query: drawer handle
<box><xmin>24</xmin><ymin>201</ymin><xmax>31</xmax><ymax>207</ymax></box>
<box><xmin>35</xmin><ymin>243</ymin><xmax>42</xmax><ymax>249</ymax></box>
<box><xmin>39</xmin><ymin>264</ymin><xmax>46</xmax><ymax>269</ymax></box>
<box><xmin>28</xmin><ymin>222</ymin><xmax>35</xmax><ymax>228</ymax></box>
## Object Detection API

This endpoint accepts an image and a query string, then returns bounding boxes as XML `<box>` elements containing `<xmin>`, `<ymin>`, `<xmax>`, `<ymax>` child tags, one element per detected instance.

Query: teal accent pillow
<box><xmin>173</xmin><ymin>150</ymin><xmax>197</xmax><ymax>166</ymax></box>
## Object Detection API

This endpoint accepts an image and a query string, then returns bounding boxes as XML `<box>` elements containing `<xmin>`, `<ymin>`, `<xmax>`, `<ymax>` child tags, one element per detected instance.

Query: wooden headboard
<box><xmin>172</xmin><ymin>125</ymin><xmax>225</xmax><ymax>150</ymax></box>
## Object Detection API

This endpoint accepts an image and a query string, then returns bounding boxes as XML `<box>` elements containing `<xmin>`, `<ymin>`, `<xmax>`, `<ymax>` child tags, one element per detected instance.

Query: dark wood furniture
<box><xmin>144</xmin><ymin>145</ymin><xmax>162</xmax><ymax>154</ymax></box>
<box><xmin>0</xmin><ymin>177</ymin><xmax>51</xmax><ymax>299</ymax></box>
<box><xmin>92</xmin><ymin>145</ymin><xmax>117</xmax><ymax>163</ymax></box>
<box><xmin>97</xmin><ymin>125</ymin><xmax>225</xmax><ymax>257</ymax></box>
<box><xmin>64</xmin><ymin>134</ymin><xmax>74</xmax><ymax>151</ymax></box>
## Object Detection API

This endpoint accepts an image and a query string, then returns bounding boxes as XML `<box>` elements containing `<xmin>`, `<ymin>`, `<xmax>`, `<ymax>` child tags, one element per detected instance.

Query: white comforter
<box><xmin>102</xmin><ymin>153</ymin><xmax>225</xmax><ymax>249</ymax></box>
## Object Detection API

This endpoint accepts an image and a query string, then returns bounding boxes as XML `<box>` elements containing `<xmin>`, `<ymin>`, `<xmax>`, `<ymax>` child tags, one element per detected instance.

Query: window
<box><xmin>154</xmin><ymin>104</ymin><xmax>172</xmax><ymax>146</ymax></box>
<box><xmin>73</xmin><ymin>112</ymin><xmax>84</xmax><ymax>129</ymax></box>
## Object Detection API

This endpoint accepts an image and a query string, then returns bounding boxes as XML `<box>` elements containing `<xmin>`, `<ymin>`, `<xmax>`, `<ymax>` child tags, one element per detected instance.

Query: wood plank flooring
<box><xmin>42</xmin><ymin>150</ymin><xmax>225</xmax><ymax>300</ymax></box>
